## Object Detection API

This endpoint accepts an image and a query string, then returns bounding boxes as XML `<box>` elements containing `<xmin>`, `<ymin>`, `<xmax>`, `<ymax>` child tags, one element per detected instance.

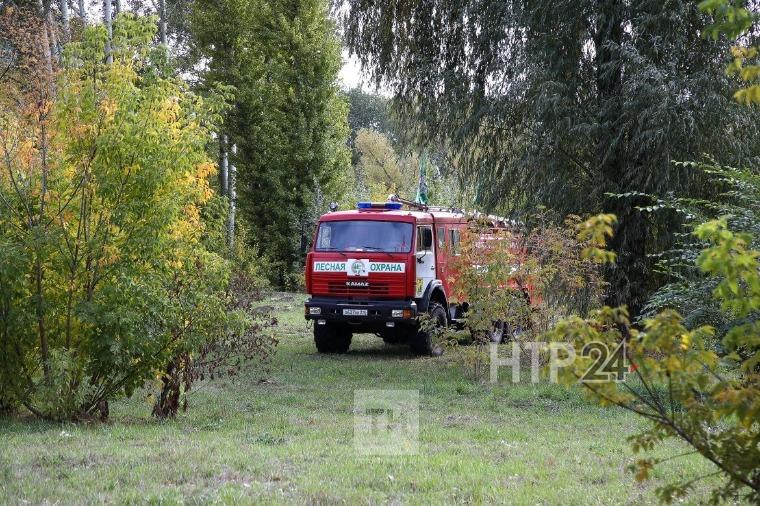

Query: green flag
<box><xmin>415</xmin><ymin>151</ymin><xmax>429</xmax><ymax>205</ymax></box>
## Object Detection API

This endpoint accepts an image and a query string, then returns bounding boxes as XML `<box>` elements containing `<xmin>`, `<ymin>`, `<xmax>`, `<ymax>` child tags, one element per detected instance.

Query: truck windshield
<box><xmin>315</xmin><ymin>221</ymin><xmax>413</xmax><ymax>253</ymax></box>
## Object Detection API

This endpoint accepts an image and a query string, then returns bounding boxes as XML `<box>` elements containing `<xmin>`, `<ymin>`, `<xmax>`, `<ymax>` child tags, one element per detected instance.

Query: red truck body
<box><xmin>303</xmin><ymin>202</ymin><xmax>530</xmax><ymax>354</ymax></box>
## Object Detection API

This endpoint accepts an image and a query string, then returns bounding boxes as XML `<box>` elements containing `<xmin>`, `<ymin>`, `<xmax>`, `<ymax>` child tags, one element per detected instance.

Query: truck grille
<box><xmin>327</xmin><ymin>281</ymin><xmax>389</xmax><ymax>296</ymax></box>
<box><xmin>311</xmin><ymin>273</ymin><xmax>405</xmax><ymax>299</ymax></box>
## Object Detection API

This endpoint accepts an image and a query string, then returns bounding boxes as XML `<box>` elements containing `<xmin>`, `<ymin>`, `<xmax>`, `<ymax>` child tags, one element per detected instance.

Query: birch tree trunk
<box><xmin>115</xmin><ymin>0</ymin><xmax>122</xmax><ymax>14</ymax></box>
<box><xmin>227</xmin><ymin>144</ymin><xmax>237</xmax><ymax>250</ymax></box>
<box><xmin>46</xmin><ymin>9</ymin><xmax>59</xmax><ymax>63</ymax></box>
<box><xmin>78</xmin><ymin>0</ymin><xmax>86</xmax><ymax>23</ymax></box>
<box><xmin>36</xmin><ymin>0</ymin><xmax>53</xmax><ymax>78</ymax></box>
<box><xmin>35</xmin><ymin>0</ymin><xmax>54</xmax><ymax>382</ymax></box>
<box><xmin>103</xmin><ymin>0</ymin><xmax>112</xmax><ymax>64</ymax></box>
<box><xmin>158</xmin><ymin>0</ymin><xmax>167</xmax><ymax>46</ymax></box>
<box><xmin>219</xmin><ymin>135</ymin><xmax>228</xmax><ymax>197</ymax></box>
<box><xmin>60</xmin><ymin>0</ymin><xmax>70</xmax><ymax>41</ymax></box>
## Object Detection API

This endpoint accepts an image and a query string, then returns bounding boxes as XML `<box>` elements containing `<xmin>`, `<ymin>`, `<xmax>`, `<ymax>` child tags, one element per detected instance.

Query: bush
<box><xmin>0</xmin><ymin>14</ymin><xmax>249</xmax><ymax>420</ymax></box>
<box><xmin>444</xmin><ymin>214</ymin><xmax>606</xmax><ymax>377</ymax></box>
<box><xmin>636</xmin><ymin>159</ymin><xmax>760</xmax><ymax>349</ymax></box>
<box><xmin>548</xmin><ymin>216</ymin><xmax>760</xmax><ymax>503</ymax></box>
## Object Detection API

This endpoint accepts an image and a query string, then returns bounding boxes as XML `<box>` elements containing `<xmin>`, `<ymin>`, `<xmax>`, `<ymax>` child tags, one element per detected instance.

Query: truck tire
<box><xmin>314</xmin><ymin>323</ymin><xmax>352</xmax><ymax>353</ymax></box>
<box><xmin>410</xmin><ymin>302</ymin><xmax>447</xmax><ymax>355</ymax></box>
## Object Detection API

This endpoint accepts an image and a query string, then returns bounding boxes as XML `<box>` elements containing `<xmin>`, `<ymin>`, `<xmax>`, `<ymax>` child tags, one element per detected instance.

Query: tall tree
<box><xmin>346</xmin><ymin>88</ymin><xmax>395</xmax><ymax>144</ymax></box>
<box><xmin>59</xmin><ymin>0</ymin><xmax>69</xmax><ymax>40</ymax></box>
<box><xmin>0</xmin><ymin>14</ymin><xmax>233</xmax><ymax>419</ymax></box>
<box><xmin>191</xmin><ymin>0</ymin><xmax>350</xmax><ymax>283</ymax></box>
<box><xmin>157</xmin><ymin>0</ymin><xmax>167</xmax><ymax>45</ymax></box>
<box><xmin>103</xmin><ymin>0</ymin><xmax>112</xmax><ymax>63</ymax></box>
<box><xmin>354</xmin><ymin>127</ymin><xmax>417</xmax><ymax>200</ymax></box>
<box><xmin>344</xmin><ymin>0</ymin><xmax>760</xmax><ymax>314</ymax></box>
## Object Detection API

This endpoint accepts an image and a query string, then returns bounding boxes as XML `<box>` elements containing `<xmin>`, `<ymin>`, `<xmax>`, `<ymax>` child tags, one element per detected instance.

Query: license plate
<box><xmin>343</xmin><ymin>309</ymin><xmax>368</xmax><ymax>316</ymax></box>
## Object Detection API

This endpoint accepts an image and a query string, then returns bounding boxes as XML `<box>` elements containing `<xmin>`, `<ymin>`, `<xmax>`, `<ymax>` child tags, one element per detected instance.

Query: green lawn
<box><xmin>0</xmin><ymin>292</ymin><xmax>723</xmax><ymax>504</ymax></box>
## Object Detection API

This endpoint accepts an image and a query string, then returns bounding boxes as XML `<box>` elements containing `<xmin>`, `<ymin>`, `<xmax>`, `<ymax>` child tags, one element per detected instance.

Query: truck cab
<box><xmin>304</xmin><ymin>201</ymin><xmax>466</xmax><ymax>355</ymax></box>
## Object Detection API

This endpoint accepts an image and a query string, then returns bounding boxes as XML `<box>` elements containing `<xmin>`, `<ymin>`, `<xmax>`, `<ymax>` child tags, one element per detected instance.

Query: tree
<box><xmin>190</xmin><ymin>0</ymin><xmax>350</xmax><ymax>284</ymax></box>
<box><xmin>548</xmin><ymin>216</ymin><xmax>760</xmax><ymax>503</ymax></box>
<box><xmin>345</xmin><ymin>88</ymin><xmax>395</xmax><ymax>145</ymax></box>
<box><xmin>700</xmin><ymin>0</ymin><xmax>760</xmax><ymax>104</ymax></box>
<box><xmin>354</xmin><ymin>128</ymin><xmax>416</xmax><ymax>200</ymax></box>
<box><xmin>343</xmin><ymin>0</ymin><xmax>760</xmax><ymax>314</ymax></box>
<box><xmin>547</xmin><ymin>7</ymin><xmax>760</xmax><ymax>500</ymax></box>
<box><xmin>0</xmin><ymin>14</ymin><xmax>236</xmax><ymax>420</ymax></box>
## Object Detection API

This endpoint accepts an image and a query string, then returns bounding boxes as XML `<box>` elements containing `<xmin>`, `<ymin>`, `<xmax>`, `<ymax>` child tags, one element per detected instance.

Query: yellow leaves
<box><xmin>633</xmin><ymin>459</ymin><xmax>654</xmax><ymax>482</ymax></box>
<box><xmin>733</xmin><ymin>84</ymin><xmax>760</xmax><ymax>105</ymax></box>
<box><xmin>99</xmin><ymin>98</ymin><xmax>118</xmax><ymax>121</ymax></box>
<box><xmin>60</xmin><ymin>161</ymin><xmax>80</xmax><ymax>181</ymax></box>
<box><xmin>665</xmin><ymin>355</ymin><xmax>681</xmax><ymax>372</ymax></box>
<box><xmin>157</xmin><ymin>97</ymin><xmax>181</xmax><ymax>124</ymax></box>
<box><xmin>196</xmin><ymin>161</ymin><xmax>216</xmax><ymax>180</ymax></box>
<box><xmin>193</xmin><ymin>162</ymin><xmax>216</xmax><ymax>203</ymax></box>
<box><xmin>168</xmin><ymin>204</ymin><xmax>205</xmax><ymax>245</ymax></box>
<box><xmin>679</xmin><ymin>332</ymin><xmax>691</xmax><ymax>351</ymax></box>
<box><xmin>726</xmin><ymin>44</ymin><xmax>760</xmax><ymax>104</ymax></box>
<box><xmin>101</xmin><ymin>242</ymin><xmax>121</xmax><ymax>267</ymax></box>
<box><xmin>730</xmin><ymin>46</ymin><xmax>758</xmax><ymax>59</ymax></box>
<box><xmin>167</xmin><ymin>258</ymin><xmax>184</xmax><ymax>271</ymax></box>
<box><xmin>184</xmin><ymin>204</ymin><xmax>201</xmax><ymax>229</ymax></box>
<box><xmin>578</xmin><ymin>214</ymin><xmax>618</xmax><ymax>264</ymax></box>
<box><xmin>16</xmin><ymin>139</ymin><xmax>38</xmax><ymax>168</ymax></box>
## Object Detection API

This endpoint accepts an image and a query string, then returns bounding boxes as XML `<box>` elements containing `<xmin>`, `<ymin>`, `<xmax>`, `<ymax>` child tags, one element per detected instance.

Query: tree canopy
<box><xmin>190</xmin><ymin>0</ymin><xmax>350</xmax><ymax>284</ymax></box>
<box><xmin>343</xmin><ymin>0</ymin><xmax>760</xmax><ymax>313</ymax></box>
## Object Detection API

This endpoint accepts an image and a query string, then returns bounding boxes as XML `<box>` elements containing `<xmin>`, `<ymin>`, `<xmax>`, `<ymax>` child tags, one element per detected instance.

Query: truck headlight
<box><xmin>309</xmin><ymin>307</ymin><xmax>321</xmax><ymax>315</ymax></box>
<box><xmin>392</xmin><ymin>309</ymin><xmax>404</xmax><ymax>318</ymax></box>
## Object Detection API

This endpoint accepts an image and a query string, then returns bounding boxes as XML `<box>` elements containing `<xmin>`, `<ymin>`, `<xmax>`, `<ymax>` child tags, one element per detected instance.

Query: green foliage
<box><xmin>699</xmin><ymin>0</ymin><xmax>760</xmax><ymax>104</ymax></box>
<box><xmin>353</xmin><ymin>128</ymin><xmax>417</xmax><ymax>201</ymax></box>
<box><xmin>344</xmin><ymin>0</ymin><xmax>760</xmax><ymax>314</ymax></box>
<box><xmin>345</xmin><ymin>88</ymin><xmax>396</xmax><ymax>145</ymax></box>
<box><xmin>630</xmin><ymin>0</ymin><xmax>760</xmax><ymax>316</ymax></box>
<box><xmin>450</xmin><ymin>219</ymin><xmax>533</xmax><ymax>337</ymax></box>
<box><xmin>0</xmin><ymin>15</ymin><xmax>240</xmax><ymax>420</ymax></box>
<box><xmin>547</xmin><ymin>215</ymin><xmax>760</xmax><ymax>503</ymax></box>
<box><xmin>190</xmin><ymin>0</ymin><xmax>351</xmax><ymax>285</ymax></box>
<box><xmin>445</xmin><ymin>215</ymin><xmax>606</xmax><ymax>377</ymax></box>
<box><xmin>639</xmin><ymin>159</ymin><xmax>760</xmax><ymax>344</ymax></box>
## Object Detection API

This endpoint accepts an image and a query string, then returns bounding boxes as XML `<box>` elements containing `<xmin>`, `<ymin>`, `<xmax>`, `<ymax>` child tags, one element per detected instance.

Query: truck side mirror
<box><xmin>421</xmin><ymin>228</ymin><xmax>433</xmax><ymax>250</ymax></box>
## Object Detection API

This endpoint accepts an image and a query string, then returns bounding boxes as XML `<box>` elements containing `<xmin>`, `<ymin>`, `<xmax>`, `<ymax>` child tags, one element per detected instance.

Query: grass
<box><xmin>0</xmin><ymin>292</ymin><xmax>724</xmax><ymax>504</ymax></box>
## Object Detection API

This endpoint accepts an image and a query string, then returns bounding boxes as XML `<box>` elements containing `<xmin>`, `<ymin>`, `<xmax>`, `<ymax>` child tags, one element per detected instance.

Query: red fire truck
<box><xmin>304</xmin><ymin>199</ymin><xmax>524</xmax><ymax>355</ymax></box>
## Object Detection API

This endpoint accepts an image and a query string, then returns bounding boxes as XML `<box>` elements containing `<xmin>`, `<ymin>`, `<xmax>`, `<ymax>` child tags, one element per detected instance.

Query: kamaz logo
<box><xmin>347</xmin><ymin>281</ymin><xmax>370</xmax><ymax>288</ymax></box>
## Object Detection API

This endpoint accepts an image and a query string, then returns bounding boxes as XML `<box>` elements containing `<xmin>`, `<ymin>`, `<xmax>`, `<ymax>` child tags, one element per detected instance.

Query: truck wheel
<box><xmin>314</xmin><ymin>323</ymin><xmax>352</xmax><ymax>353</ymax></box>
<box><xmin>410</xmin><ymin>302</ymin><xmax>447</xmax><ymax>356</ymax></box>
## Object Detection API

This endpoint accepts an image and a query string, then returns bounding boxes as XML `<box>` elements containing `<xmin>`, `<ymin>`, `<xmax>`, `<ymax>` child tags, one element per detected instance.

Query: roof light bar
<box><xmin>357</xmin><ymin>201</ymin><xmax>403</xmax><ymax>210</ymax></box>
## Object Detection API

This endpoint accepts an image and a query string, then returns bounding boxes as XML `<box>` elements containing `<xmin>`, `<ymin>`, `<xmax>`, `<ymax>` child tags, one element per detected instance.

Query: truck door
<box><xmin>415</xmin><ymin>225</ymin><xmax>436</xmax><ymax>298</ymax></box>
<box><xmin>435</xmin><ymin>225</ymin><xmax>448</xmax><ymax>294</ymax></box>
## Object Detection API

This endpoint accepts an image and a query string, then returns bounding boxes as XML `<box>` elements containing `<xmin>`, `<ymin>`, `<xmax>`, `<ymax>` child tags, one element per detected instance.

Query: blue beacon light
<box><xmin>357</xmin><ymin>202</ymin><xmax>403</xmax><ymax>210</ymax></box>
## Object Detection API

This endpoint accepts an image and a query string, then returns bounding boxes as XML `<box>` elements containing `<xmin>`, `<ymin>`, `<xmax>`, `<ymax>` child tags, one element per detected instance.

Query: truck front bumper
<box><xmin>305</xmin><ymin>297</ymin><xmax>418</xmax><ymax>328</ymax></box>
